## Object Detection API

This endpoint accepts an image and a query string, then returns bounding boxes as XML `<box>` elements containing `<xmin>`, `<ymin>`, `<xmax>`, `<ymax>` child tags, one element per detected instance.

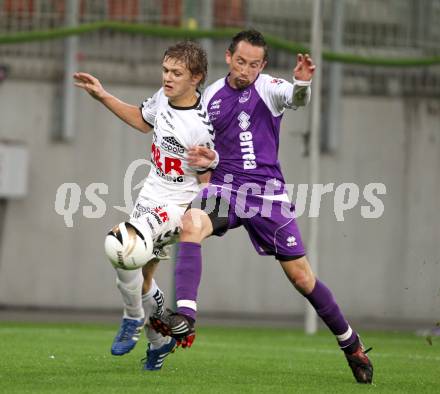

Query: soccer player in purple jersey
<box><xmin>150</xmin><ymin>30</ymin><xmax>373</xmax><ymax>383</ymax></box>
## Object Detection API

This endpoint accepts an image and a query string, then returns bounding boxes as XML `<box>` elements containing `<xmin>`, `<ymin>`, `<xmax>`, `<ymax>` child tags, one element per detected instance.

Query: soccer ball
<box><xmin>104</xmin><ymin>222</ymin><xmax>153</xmax><ymax>270</ymax></box>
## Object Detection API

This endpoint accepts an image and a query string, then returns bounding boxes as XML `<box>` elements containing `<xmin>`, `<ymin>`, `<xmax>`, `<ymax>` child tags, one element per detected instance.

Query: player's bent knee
<box><xmin>280</xmin><ymin>257</ymin><xmax>315</xmax><ymax>294</ymax></box>
<box><xmin>180</xmin><ymin>209</ymin><xmax>211</xmax><ymax>241</ymax></box>
<box><xmin>292</xmin><ymin>271</ymin><xmax>314</xmax><ymax>293</ymax></box>
<box><xmin>116</xmin><ymin>274</ymin><xmax>142</xmax><ymax>292</ymax></box>
<box><xmin>104</xmin><ymin>222</ymin><xmax>154</xmax><ymax>270</ymax></box>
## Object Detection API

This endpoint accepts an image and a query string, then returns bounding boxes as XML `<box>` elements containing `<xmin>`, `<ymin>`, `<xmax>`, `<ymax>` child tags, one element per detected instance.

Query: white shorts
<box><xmin>129</xmin><ymin>197</ymin><xmax>186</xmax><ymax>260</ymax></box>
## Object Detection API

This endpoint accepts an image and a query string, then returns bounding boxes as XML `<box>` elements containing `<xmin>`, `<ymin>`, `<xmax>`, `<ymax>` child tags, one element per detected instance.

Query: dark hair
<box><xmin>228</xmin><ymin>29</ymin><xmax>268</xmax><ymax>61</ymax></box>
<box><xmin>163</xmin><ymin>41</ymin><xmax>208</xmax><ymax>86</ymax></box>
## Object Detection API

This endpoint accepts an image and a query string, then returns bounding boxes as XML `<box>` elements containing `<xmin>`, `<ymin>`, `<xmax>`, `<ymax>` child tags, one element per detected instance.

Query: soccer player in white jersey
<box><xmin>74</xmin><ymin>41</ymin><xmax>216</xmax><ymax>371</ymax></box>
<box><xmin>151</xmin><ymin>30</ymin><xmax>373</xmax><ymax>383</ymax></box>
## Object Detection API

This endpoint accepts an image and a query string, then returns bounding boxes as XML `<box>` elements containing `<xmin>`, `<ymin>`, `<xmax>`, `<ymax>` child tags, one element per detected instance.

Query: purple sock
<box><xmin>175</xmin><ymin>242</ymin><xmax>202</xmax><ymax>321</ymax></box>
<box><xmin>305</xmin><ymin>279</ymin><xmax>359</xmax><ymax>353</ymax></box>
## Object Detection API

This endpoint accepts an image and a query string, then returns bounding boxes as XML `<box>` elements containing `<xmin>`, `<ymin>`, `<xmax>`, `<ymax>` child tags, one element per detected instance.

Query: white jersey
<box><xmin>139</xmin><ymin>88</ymin><xmax>214</xmax><ymax>205</ymax></box>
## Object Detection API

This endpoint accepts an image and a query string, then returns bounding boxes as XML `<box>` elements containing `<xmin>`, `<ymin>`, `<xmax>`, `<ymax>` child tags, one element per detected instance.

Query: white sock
<box><xmin>142</xmin><ymin>279</ymin><xmax>164</xmax><ymax>319</ymax></box>
<box><xmin>143</xmin><ymin>278</ymin><xmax>159</xmax><ymax>300</ymax></box>
<box><xmin>116</xmin><ymin>268</ymin><xmax>144</xmax><ymax>320</ymax></box>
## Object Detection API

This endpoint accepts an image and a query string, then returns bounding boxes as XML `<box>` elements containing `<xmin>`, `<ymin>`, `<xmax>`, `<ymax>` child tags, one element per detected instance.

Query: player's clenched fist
<box><xmin>293</xmin><ymin>53</ymin><xmax>316</xmax><ymax>81</ymax></box>
<box><xmin>73</xmin><ymin>72</ymin><xmax>107</xmax><ymax>101</ymax></box>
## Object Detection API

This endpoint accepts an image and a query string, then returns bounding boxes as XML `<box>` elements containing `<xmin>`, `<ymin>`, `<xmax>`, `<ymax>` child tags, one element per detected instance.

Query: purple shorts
<box><xmin>189</xmin><ymin>185</ymin><xmax>306</xmax><ymax>261</ymax></box>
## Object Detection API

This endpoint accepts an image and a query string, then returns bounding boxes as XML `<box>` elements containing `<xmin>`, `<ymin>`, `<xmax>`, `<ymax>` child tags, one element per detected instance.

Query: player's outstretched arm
<box><xmin>73</xmin><ymin>72</ymin><xmax>151</xmax><ymax>133</ymax></box>
<box><xmin>293</xmin><ymin>54</ymin><xmax>316</xmax><ymax>82</ymax></box>
<box><xmin>291</xmin><ymin>53</ymin><xmax>316</xmax><ymax>107</ymax></box>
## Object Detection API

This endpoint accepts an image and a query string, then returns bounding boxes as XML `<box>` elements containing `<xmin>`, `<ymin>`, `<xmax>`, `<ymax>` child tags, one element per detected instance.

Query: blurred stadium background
<box><xmin>0</xmin><ymin>0</ymin><xmax>439</xmax><ymax>332</ymax></box>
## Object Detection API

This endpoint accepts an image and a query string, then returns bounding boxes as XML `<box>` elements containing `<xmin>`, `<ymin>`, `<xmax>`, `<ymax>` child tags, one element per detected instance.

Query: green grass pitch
<box><xmin>0</xmin><ymin>321</ymin><xmax>438</xmax><ymax>393</ymax></box>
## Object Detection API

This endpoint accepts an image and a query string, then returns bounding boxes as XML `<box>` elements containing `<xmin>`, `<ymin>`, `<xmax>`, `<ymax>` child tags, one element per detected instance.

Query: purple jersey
<box><xmin>203</xmin><ymin>74</ymin><xmax>310</xmax><ymax>194</ymax></box>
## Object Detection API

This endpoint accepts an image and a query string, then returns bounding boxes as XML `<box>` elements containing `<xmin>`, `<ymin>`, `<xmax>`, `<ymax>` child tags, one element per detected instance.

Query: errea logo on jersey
<box><xmin>238</xmin><ymin>111</ymin><xmax>250</xmax><ymax>131</ymax></box>
<box><xmin>210</xmin><ymin>99</ymin><xmax>222</xmax><ymax>110</ymax></box>
<box><xmin>238</xmin><ymin>111</ymin><xmax>257</xmax><ymax>170</ymax></box>
<box><xmin>286</xmin><ymin>236</ymin><xmax>297</xmax><ymax>247</ymax></box>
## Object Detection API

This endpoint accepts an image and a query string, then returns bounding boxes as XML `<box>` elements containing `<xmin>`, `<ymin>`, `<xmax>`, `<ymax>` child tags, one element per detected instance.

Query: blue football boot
<box><xmin>111</xmin><ymin>318</ymin><xmax>144</xmax><ymax>356</ymax></box>
<box><xmin>142</xmin><ymin>338</ymin><xmax>177</xmax><ymax>371</ymax></box>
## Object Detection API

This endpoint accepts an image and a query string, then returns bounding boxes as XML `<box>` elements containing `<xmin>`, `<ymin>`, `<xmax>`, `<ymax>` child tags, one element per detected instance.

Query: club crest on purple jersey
<box><xmin>239</xmin><ymin>89</ymin><xmax>252</xmax><ymax>103</ymax></box>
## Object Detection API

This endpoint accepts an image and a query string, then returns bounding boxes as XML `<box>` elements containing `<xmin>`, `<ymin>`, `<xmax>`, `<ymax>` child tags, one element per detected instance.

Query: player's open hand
<box><xmin>73</xmin><ymin>72</ymin><xmax>107</xmax><ymax>101</ymax></box>
<box><xmin>187</xmin><ymin>145</ymin><xmax>216</xmax><ymax>169</ymax></box>
<box><xmin>293</xmin><ymin>54</ymin><xmax>316</xmax><ymax>81</ymax></box>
